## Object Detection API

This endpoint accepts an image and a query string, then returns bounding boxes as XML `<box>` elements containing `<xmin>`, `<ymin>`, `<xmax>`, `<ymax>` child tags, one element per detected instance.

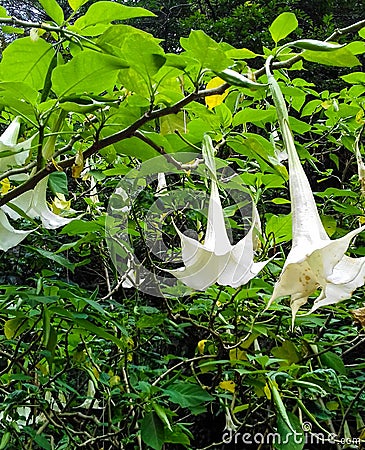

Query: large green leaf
<box><xmin>0</xmin><ymin>37</ymin><xmax>55</xmax><ymax>91</ymax></box>
<box><xmin>180</xmin><ymin>30</ymin><xmax>232</xmax><ymax>71</ymax></box>
<box><xmin>265</xmin><ymin>214</ymin><xmax>292</xmax><ymax>244</ymax></box>
<box><xmin>0</xmin><ymin>82</ymin><xmax>38</xmax><ymax>105</ymax></box>
<box><xmin>113</xmin><ymin>136</ymin><xmax>161</xmax><ymax>160</ymax></box>
<box><xmin>141</xmin><ymin>412</ymin><xmax>165</xmax><ymax>450</ymax></box>
<box><xmin>160</xmin><ymin>113</ymin><xmax>186</xmax><ymax>135</ymax></box>
<box><xmin>48</xmin><ymin>172</ymin><xmax>68</xmax><ymax>195</ymax></box>
<box><xmin>4</xmin><ymin>317</ymin><xmax>28</xmax><ymax>339</ymax></box>
<box><xmin>229</xmin><ymin>134</ymin><xmax>288</xmax><ymax>179</ymax></box>
<box><xmin>124</xmin><ymin>34</ymin><xmax>166</xmax><ymax>77</ymax></box>
<box><xmin>29</xmin><ymin>247</ymin><xmax>76</xmax><ymax>272</ymax></box>
<box><xmin>52</xmin><ymin>50</ymin><xmax>128</xmax><ymax>97</ymax></box>
<box><xmin>276</xmin><ymin>412</ymin><xmax>304</xmax><ymax>450</ymax></box>
<box><xmin>0</xmin><ymin>6</ymin><xmax>10</xmax><ymax>18</ymax></box>
<box><xmin>302</xmin><ymin>47</ymin><xmax>360</xmax><ymax>67</ymax></box>
<box><xmin>233</xmin><ymin>107</ymin><xmax>277</xmax><ymax>126</ymax></box>
<box><xmin>98</xmin><ymin>25</ymin><xmax>165</xmax><ymax>95</ymax></box>
<box><xmin>341</xmin><ymin>71</ymin><xmax>365</xmax><ymax>84</ymax></box>
<box><xmin>119</xmin><ymin>36</ymin><xmax>166</xmax><ymax>95</ymax></box>
<box><xmin>73</xmin><ymin>318</ymin><xmax>126</xmax><ymax>348</ymax></box>
<box><xmin>61</xmin><ymin>217</ymin><xmax>105</xmax><ymax>235</ymax></box>
<box><xmin>269</xmin><ymin>12</ymin><xmax>298</xmax><ymax>44</ymax></box>
<box><xmin>38</xmin><ymin>0</ymin><xmax>64</xmax><ymax>25</ymax></box>
<box><xmin>320</xmin><ymin>351</ymin><xmax>346</xmax><ymax>375</ymax></box>
<box><xmin>74</xmin><ymin>1</ymin><xmax>155</xmax><ymax>35</ymax></box>
<box><xmin>163</xmin><ymin>383</ymin><xmax>213</xmax><ymax>408</ymax></box>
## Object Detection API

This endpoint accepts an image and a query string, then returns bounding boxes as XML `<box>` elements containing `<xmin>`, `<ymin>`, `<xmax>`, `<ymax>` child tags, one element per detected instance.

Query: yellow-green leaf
<box><xmin>4</xmin><ymin>318</ymin><xmax>27</xmax><ymax>339</ymax></box>
<box><xmin>68</xmin><ymin>0</ymin><xmax>90</xmax><ymax>11</ymax></box>
<box><xmin>303</xmin><ymin>47</ymin><xmax>360</xmax><ymax>67</ymax></box>
<box><xmin>321</xmin><ymin>215</ymin><xmax>337</xmax><ymax>237</ymax></box>
<box><xmin>38</xmin><ymin>0</ymin><xmax>64</xmax><ymax>25</ymax></box>
<box><xmin>269</xmin><ymin>12</ymin><xmax>298</xmax><ymax>44</ymax></box>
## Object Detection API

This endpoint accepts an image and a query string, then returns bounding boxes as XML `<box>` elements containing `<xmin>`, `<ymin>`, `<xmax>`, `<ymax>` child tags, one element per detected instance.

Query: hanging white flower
<box><xmin>0</xmin><ymin>117</ymin><xmax>34</xmax><ymax>171</ymax></box>
<box><xmin>0</xmin><ymin>209</ymin><xmax>33</xmax><ymax>251</ymax></box>
<box><xmin>168</xmin><ymin>178</ymin><xmax>270</xmax><ymax>290</ymax></box>
<box><xmin>2</xmin><ymin>176</ymin><xmax>75</xmax><ymax>230</ymax></box>
<box><xmin>264</xmin><ymin>57</ymin><xmax>365</xmax><ymax>326</ymax></box>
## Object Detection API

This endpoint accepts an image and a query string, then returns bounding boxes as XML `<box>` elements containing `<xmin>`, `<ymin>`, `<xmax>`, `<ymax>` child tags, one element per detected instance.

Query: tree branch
<box><xmin>0</xmin><ymin>16</ymin><xmax>97</xmax><ymax>47</ymax></box>
<box><xmin>134</xmin><ymin>130</ymin><xmax>203</xmax><ymax>170</ymax></box>
<box><xmin>0</xmin><ymin>84</ymin><xmax>227</xmax><ymax>207</ymax></box>
<box><xmin>0</xmin><ymin>17</ymin><xmax>364</xmax><ymax>207</ymax></box>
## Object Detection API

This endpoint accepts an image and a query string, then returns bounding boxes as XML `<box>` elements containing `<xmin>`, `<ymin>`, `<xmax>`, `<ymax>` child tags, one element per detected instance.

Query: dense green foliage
<box><xmin>0</xmin><ymin>1</ymin><xmax>365</xmax><ymax>449</ymax></box>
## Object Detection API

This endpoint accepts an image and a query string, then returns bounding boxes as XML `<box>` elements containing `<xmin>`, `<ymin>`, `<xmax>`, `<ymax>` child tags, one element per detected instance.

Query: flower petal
<box><xmin>204</xmin><ymin>180</ymin><xmax>232</xmax><ymax>254</ymax></box>
<box><xmin>282</xmin><ymin>120</ymin><xmax>328</xmax><ymax>246</ymax></box>
<box><xmin>309</xmin><ymin>255</ymin><xmax>365</xmax><ymax>313</ymax></box>
<box><xmin>173</xmin><ymin>223</ymin><xmax>205</xmax><ymax>267</ymax></box>
<box><xmin>266</xmin><ymin>58</ymin><xmax>365</xmax><ymax>322</ymax></box>
<box><xmin>0</xmin><ymin>117</ymin><xmax>21</xmax><ymax>149</ymax></box>
<box><xmin>169</xmin><ymin>250</ymin><xmax>230</xmax><ymax>290</ymax></box>
<box><xmin>169</xmin><ymin>179</ymin><xmax>268</xmax><ymax>290</ymax></box>
<box><xmin>0</xmin><ymin>209</ymin><xmax>33</xmax><ymax>251</ymax></box>
<box><xmin>2</xmin><ymin>176</ymin><xmax>76</xmax><ymax>229</ymax></box>
<box><xmin>218</xmin><ymin>214</ymin><xmax>270</xmax><ymax>287</ymax></box>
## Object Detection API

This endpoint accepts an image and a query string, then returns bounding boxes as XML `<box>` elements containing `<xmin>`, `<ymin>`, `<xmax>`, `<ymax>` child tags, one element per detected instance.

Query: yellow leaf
<box><xmin>321</xmin><ymin>100</ymin><xmax>332</xmax><ymax>110</ymax></box>
<box><xmin>356</xmin><ymin>109</ymin><xmax>365</xmax><ymax>124</ymax></box>
<box><xmin>36</xmin><ymin>362</ymin><xmax>49</xmax><ymax>375</ymax></box>
<box><xmin>72</xmin><ymin>350</ymin><xmax>86</xmax><ymax>362</ymax></box>
<box><xmin>229</xmin><ymin>348</ymin><xmax>247</xmax><ymax>361</ymax></box>
<box><xmin>4</xmin><ymin>318</ymin><xmax>25</xmax><ymax>339</ymax></box>
<box><xmin>1</xmin><ymin>178</ymin><xmax>11</xmax><ymax>195</ymax></box>
<box><xmin>92</xmin><ymin>366</ymin><xmax>100</xmax><ymax>381</ymax></box>
<box><xmin>264</xmin><ymin>383</ymin><xmax>271</xmax><ymax>400</ymax></box>
<box><xmin>197</xmin><ymin>339</ymin><xmax>207</xmax><ymax>355</ymax></box>
<box><xmin>219</xmin><ymin>380</ymin><xmax>236</xmax><ymax>393</ymax></box>
<box><xmin>50</xmin><ymin>194</ymin><xmax>71</xmax><ymax>214</ymax></box>
<box><xmin>110</xmin><ymin>375</ymin><xmax>121</xmax><ymax>387</ymax></box>
<box><xmin>52</xmin><ymin>158</ymin><xmax>63</xmax><ymax>171</ymax></box>
<box><xmin>264</xmin><ymin>379</ymin><xmax>279</xmax><ymax>400</ymax></box>
<box><xmin>205</xmin><ymin>77</ymin><xmax>228</xmax><ymax>110</ymax></box>
<box><xmin>326</xmin><ymin>400</ymin><xmax>339</xmax><ymax>411</ymax></box>
<box><xmin>72</xmin><ymin>149</ymin><xmax>84</xmax><ymax>178</ymax></box>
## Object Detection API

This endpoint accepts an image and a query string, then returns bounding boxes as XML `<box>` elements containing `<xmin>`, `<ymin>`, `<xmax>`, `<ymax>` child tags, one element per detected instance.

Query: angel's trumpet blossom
<box><xmin>265</xmin><ymin>56</ymin><xmax>365</xmax><ymax>327</ymax></box>
<box><xmin>0</xmin><ymin>117</ymin><xmax>34</xmax><ymax>171</ymax></box>
<box><xmin>0</xmin><ymin>209</ymin><xmax>33</xmax><ymax>251</ymax></box>
<box><xmin>168</xmin><ymin>179</ymin><xmax>269</xmax><ymax>290</ymax></box>
<box><xmin>2</xmin><ymin>176</ymin><xmax>75</xmax><ymax>230</ymax></box>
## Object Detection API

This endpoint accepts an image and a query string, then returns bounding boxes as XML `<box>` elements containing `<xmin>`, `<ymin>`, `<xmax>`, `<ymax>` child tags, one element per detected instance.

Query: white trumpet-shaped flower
<box><xmin>0</xmin><ymin>117</ymin><xmax>34</xmax><ymax>171</ymax></box>
<box><xmin>2</xmin><ymin>176</ymin><xmax>75</xmax><ymax>230</ymax></box>
<box><xmin>0</xmin><ymin>117</ymin><xmax>22</xmax><ymax>150</ymax></box>
<box><xmin>168</xmin><ymin>179</ymin><xmax>270</xmax><ymax>290</ymax></box>
<box><xmin>0</xmin><ymin>209</ymin><xmax>33</xmax><ymax>251</ymax></box>
<box><xmin>265</xmin><ymin>57</ymin><xmax>365</xmax><ymax>326</ymax></box>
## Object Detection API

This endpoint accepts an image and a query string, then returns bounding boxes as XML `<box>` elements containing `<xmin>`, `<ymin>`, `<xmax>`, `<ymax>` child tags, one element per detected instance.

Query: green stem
<box><xmin>0</xmin><ymin>16</ymin><xmax>98</xmax><ymax>48</ymax></box>
<box><xmin>36</xmin><ymin>124</ymin><xmax>45</xmax><ymax>172</ymax></box>
<box><xmin>265</xmin><ymin>56</ymin><xmax>327</xmax><ymax>246</ymax></box>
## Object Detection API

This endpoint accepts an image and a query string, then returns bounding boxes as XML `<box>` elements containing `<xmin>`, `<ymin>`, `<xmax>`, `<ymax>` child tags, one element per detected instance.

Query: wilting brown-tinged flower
<box><xmin>265</xmin><ymin>56</ymin><xmax>365</xmax><ymax>327</ymax></box>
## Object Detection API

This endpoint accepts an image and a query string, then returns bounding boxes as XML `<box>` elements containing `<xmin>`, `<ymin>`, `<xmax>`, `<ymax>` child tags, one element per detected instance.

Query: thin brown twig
<box><xmin>0</xmin><ymin>85</ymin><xmax>226</xmax><ymax>207</ymax></box>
